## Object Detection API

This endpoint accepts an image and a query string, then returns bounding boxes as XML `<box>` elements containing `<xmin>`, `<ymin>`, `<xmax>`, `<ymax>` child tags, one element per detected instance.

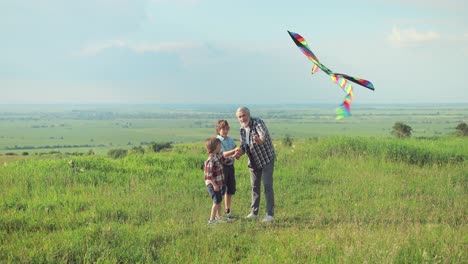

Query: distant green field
<box><xmin>0</xmin><ymin>104</ymin><xmax>466</xmax><ymax>155</ymax></box>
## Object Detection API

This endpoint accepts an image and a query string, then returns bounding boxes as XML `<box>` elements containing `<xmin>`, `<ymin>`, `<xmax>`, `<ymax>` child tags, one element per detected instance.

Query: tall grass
<box><xmin>0</xmin><ymin>137</ymin><xmax>466</xmax><ymax>263</ymax></box>
<box><xmin>314</xmin><ymin>136</ymin><xmax>465</xmax><ymax>165</ymax></box>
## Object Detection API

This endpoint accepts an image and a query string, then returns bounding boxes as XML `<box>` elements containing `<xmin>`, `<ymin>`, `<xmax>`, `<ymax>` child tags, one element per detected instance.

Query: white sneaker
<box><xmin>262</xmin><ymin>215</ymin><xmax>274</xmax><ymax>222</ymax></box>
<box><xmin>245</xmin><ymin>213</ymin><xmax>258</xmax><ymax>220</ymax></box>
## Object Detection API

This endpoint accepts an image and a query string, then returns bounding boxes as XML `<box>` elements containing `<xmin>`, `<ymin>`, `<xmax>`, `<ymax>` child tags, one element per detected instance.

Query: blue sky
<box><xmin>1</xmin><ymin>0</ymin><xmax>467</xmax><ymax>105</ymax></box>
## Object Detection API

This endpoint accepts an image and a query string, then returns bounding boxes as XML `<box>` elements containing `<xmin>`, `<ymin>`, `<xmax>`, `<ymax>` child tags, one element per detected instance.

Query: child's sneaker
<box><xmin>215</xmin><ymin>217</ymin><xmax>227</xmax><ymax>223</ymax></box>
<box><xmin>226</xmin><ymin>213</ymin><xmax>237</xmax><ymax>220</ymax></box>
<box><xmin>208</xmin><ymin>218</ymin><xmax>226</xmax><ymax>225</ymax></box>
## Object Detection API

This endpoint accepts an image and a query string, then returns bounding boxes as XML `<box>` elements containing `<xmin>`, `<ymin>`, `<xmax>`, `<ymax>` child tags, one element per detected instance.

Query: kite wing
<box><xmin>287</xmin><ymin>30</ymin><xmax>375</xmax><ymax>119</ymax></box>
<box><xmin>334</xmin><ymin>73</ymin><xmax>374</xmax><ymax>91</ymax></box>
<box><xmin>288</xmin><ymin>31</ymin><xmax>320</xmax><ymax>62</ymax></box>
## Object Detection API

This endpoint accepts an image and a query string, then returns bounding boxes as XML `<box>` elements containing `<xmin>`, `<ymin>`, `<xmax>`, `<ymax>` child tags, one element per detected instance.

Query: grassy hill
<box><xmin>0</xmin><ymin>137</ymin><xmax>466</xmax><ymax>263</ymax></box>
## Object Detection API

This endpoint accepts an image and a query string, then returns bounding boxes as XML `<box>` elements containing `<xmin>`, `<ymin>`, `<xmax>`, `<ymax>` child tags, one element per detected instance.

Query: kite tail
<box><xmin>331</xmin><ymin>75</ymin><xmax>353</xmax><ymax>96</ymax></box>
<box><xmin>331</xmin><ymin>75</ymin><xmax>354</xmax><ymax>119</ymax></box>
<box><xmin>336</xmin><ymin>94</ymin><xmax>353</xmax><ymax>120</ymax></box>
<box><xmin>311</xmin><ymin>64</ymin><xmax>319</xmax><ymax>74</ymax></box>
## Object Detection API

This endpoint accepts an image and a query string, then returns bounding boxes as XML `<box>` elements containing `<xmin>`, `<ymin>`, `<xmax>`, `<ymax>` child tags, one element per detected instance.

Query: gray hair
<box><xmin>236</xmin><ymin>106</ymin><xmax>250</xmax><ymax>115</ymax></box>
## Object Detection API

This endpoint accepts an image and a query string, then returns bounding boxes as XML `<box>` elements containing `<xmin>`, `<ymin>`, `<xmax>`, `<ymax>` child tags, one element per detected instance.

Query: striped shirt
<box><xmin>204</xmin><ymin>152</ymin><xmax>227</xmax><ymax>186</ymax></box>
<box><xmin>239</xmin><ymin>117</ymin><xmax>276</xmax><ymax>169</ymax></box>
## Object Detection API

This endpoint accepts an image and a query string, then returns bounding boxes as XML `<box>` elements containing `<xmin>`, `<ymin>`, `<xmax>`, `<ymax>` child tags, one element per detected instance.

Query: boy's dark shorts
<box><xmin>223</xmin><ymin>164</ymin><xmax>236</xmax><ymax>195</ymax></box>
<box><xmin>206</xmin><ymin>184</ymin><xmax>226</xmax><ymax>204</ymax></box>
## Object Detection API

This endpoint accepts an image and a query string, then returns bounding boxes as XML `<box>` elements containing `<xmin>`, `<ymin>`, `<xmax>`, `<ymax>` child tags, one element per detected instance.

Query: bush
<box><xmin>107</xmin><ymin>149</ymin><xmax>128</xmax><ymax>159</ymax></box>
<box><xmin>455</xmin><ymin>122</ymin><xmax>468</xmax><ymax>136</ymax></box>
<box><xmin>129</xmin><ymin>146</ymin><xmax>145</xmax><ymax>155</ymax></box>
<box><xmin>391</xmin><ymin>122</ymin><xmax>412</xmax><ymax>138</ymax></box>
<box><xmin>282</xmin><ymin>135</ymin><xmax>293</xmax><ymax>147</ymax></box>
<box><xmin>148</xmin><ymin>142</ymin><xmax>173</xmax><ymax>152</ymax></box>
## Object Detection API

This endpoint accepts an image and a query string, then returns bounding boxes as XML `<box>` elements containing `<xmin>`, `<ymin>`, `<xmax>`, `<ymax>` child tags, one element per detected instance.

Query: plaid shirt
<box><xmin>240</xmin><ymin>117</ymin><xmax>276</xmax><ymax>169</ymax></box>
<box><xmin>204</xmin><ymin>152</ymin><xmax>228</xmax><ymax>186</ymax></box>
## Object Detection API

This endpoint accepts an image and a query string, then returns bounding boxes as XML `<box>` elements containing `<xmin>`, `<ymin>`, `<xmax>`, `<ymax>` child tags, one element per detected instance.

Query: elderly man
<box><xmin>235</xmin><ymin>107</ymin><xmax>276</xmax><ymax>222</ymax></box>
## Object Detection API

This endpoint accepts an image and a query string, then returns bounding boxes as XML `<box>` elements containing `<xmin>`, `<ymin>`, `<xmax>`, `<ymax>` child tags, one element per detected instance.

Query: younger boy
<box><xmin>204</xmin><ymin>137</ymin><xmax>236</xmax><ymax>224</ymax></box>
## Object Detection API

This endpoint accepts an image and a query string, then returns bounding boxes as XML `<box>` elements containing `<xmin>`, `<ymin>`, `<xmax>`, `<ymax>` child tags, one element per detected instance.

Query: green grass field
<box><xmin>0</xmin><ymin>135</ymin><xmax>466</xmax><ymax>263</ymax></box>
<box><xmin>0</xmin><ymin>104</ymin><xmax>467</xmax><ymax>262</ymax></box>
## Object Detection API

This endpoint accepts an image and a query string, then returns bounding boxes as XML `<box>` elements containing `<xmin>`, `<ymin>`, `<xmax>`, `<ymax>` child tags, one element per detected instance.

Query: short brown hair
<box><xmin>215</xmin><ymin>120</ymin><xmax>230</xmax><ymax>134</ymax></box>
<box><xmin>205</xmin><ymin>137</ymin><xmax>220</xmax><ymax>153</ymax></box>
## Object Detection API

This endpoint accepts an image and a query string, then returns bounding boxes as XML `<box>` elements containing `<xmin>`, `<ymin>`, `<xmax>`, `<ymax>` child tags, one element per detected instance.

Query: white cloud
<box><xmin>381</xmin><ymin>0</ymin><xmax>468</xmax><ymax>12</ymax></box>
<box><xmin>77</xmin><ymin>40</ymin><xmax>203</xmax><ymax>56</ymax></box>
<box><xmin>131</xmin><ymin>42</ymin><xmax>203</xmax><ymax>53</ymax></box>
<box><xmin>150</xmin><ymin>0</ymin><xmax>201</xmax><ymax>7</ymax></box>
<box><xmin>78</xmin><ymin>40</ymin><xmax>127</xmax><ymax>55</ymax></box>
<box><xmin>388</xmin><ymin>26</ymin><xmax>440</xmax><ymax>47</ymax></box>
<box><xmin>463</xmin><ymin>33</ymin><xmax>468</xmax><ymax>55</ymax></box>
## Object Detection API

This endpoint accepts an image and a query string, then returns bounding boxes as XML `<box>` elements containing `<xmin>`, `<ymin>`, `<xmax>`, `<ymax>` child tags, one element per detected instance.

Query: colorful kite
<box><xmin>287</xmin><ymin>30</ymin><xmax>375</xmax><ymax>119</ymax></box>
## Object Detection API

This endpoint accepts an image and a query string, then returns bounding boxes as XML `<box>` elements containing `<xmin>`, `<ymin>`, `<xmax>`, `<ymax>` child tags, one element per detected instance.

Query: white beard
<box><xmin>240</xmin><ymin>119</ymin><xmax>250</xmax><ymax>128</ymax></box>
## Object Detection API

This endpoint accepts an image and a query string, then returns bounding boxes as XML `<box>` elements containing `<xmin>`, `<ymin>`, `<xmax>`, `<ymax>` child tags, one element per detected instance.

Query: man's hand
<box><xmin>234</xmin><ymin>148</ymin><xmax>244</xmax><ymax>159</ymax></box>
<box><xmin>253</xmin><ymin>132</ymin><xmax>264</xmax><ymax>144</ymax></box>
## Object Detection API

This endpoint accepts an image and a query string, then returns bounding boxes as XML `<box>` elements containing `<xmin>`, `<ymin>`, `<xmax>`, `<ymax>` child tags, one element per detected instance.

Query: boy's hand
<box><xmin>213</xmin><ymin>185</ymin><xmax>220</xmax><ymax>192</ymax></box>
<box><xmin>234</xmin><ymin>148</ymin><xmax>244</xmax><ymax>159</ymax></box>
